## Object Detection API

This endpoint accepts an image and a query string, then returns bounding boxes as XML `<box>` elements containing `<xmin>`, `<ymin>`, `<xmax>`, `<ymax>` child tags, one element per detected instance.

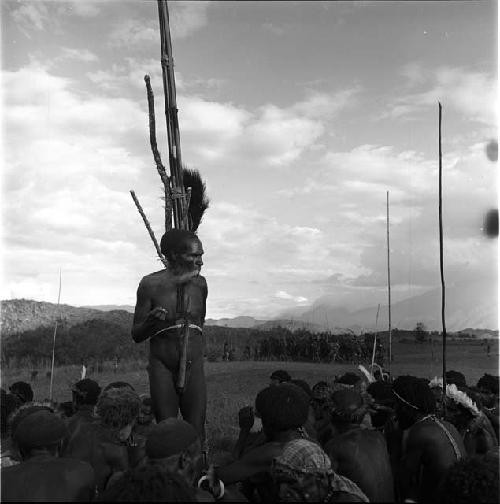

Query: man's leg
<box><xmin>148</xmin><ymin>358</ymin><xmax>179</xmax><ymax>422</ymax></box>
<box><xmin>179</xmin><ymin>358</ymin><xmax>207</xmax><ymax>441</ymax></box>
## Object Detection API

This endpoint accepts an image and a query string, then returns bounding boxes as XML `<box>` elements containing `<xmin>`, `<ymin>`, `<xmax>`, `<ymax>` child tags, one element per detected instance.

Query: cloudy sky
<box><xmin>2</xmin><ymin>1</ymin><xmax>497</xmax><ymax>320</ymax></box>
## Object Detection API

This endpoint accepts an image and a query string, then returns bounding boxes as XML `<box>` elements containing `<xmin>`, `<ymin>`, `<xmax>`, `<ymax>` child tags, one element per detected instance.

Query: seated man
<box><xmin>104</xmin><ymin>418</ymin><xmax>244</xmax><ymax>502</ymax></box>
<box><xmin>271</xmin><ymin>437</ymin><xmax>368</xmax><ymax>502</ymax></box>
<box><xmin>133</xmin><ymin>394</ymin><xmax>156</xmax><ymax>437</ymax></box>
<box><xmin>63</xmin><ymin>386</ymin><xmax>143</xmax><ymax>496</ymax></box>
<box><xmin>216</xmin><ymin>383</ymin><xmax>311</xmax><ymax>501</ymax></box>
<box><xmin>65</xmin><ymin>379</ymin><xmax>101</xmax><ymax>443</ymax></box>
<box><xmin>1</xmin><ymin>409</ymin><xmax>95</xmax><ymax>501</ymax></box>
<box><xmin>324</xmin><ymin>389</ymin><xmax>395</xmax><ymax>503</ymax></box>
<box><xmin>392</xmin><ymin>375</ymin><xmax>466</xmax><ymax>504</ymax></box>
<box><xmin>438</xmin><ymin>451</ymin><xmax>499</xmax><ymax>504</ymax></box>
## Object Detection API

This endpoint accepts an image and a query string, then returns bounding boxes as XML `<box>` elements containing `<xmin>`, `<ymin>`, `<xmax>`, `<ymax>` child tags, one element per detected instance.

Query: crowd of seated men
<box><xmin>1</xmin><ymin>368</ymin><xmax>498</xmax><ymax>502</ymax></box>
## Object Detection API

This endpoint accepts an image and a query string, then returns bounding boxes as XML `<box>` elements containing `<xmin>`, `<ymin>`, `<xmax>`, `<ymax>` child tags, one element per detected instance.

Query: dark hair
<box><xmin>160</xmin><ymin>229</ymin><xmax>200</xmax><ymax>260</ymax></box>
<box><xmin>9</xmin><ymin>382</ymin><xmax>33</xmax><ymax>403</ymax></box>
<box><xmin>477</xmin><ymin>374</ymin><xmax>499</xmax><ymax>395</ymax></box>
<box><xmin>335</xmin><ymin>372</ymin><xmax>361</xmax><ymax>386</ymax></box>
<box><xmin>270</xmin><ymin>370</ymin><xmax>291</xmax><ymax>383</ymax></box>
<box><xmin>255</xmin><ymin>384</ymin><xmax>309</xmax><ymax>435</ymax></box>
<box><xmin>329</xmin><ymin>389</ymin><xmax>366</xmax><ymax>424</ymax></box>
<box><xmin>438</xmin><ymin>453</ymin><xmax>499</xmax><ymax>504</ymax></box>
<box><xmin>367</xmin><ymin>381</ymin><xmax>394</xmax><ymax>406</ymax></box>
<box><xmin>446</xmin><ymin>370</ymin><xmax>467</xmax><ymax>389</ymax></box>
<box><xmin>96</xmin><ymin>388</ymin><xmax>141</xmax><ymax>430</ymax></box>
<box><xmin>73</xmin><ymin>379</ymin><xmax>101</xmax><ymax>406</ymax></box>
<box><xmin>290</xmin><ymin>379</ymin><xmax>313</xmax><ymax>398</ymax></box>
<box><xmin>100</xmin><ymin>464</ymin><xmax>196</xmax><ymax>502</ymax></box>
<box><xmin>392</xmin><ymin>376</ymin><xmax>436</xmax><ymax>414</ymax></box>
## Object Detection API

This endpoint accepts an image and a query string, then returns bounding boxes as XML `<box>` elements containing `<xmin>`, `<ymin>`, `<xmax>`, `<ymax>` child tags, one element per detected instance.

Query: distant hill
<box><xmin>205</xmin><ymin>316</ymin><xmax>265</xmax><ymax>328</ymax></box>
<box><xmin>1</xmin><ymin>299</ymin><xmax>133</xmax><ymax>339</ymax></box>
<box><xmin>282</xmin><ymin>280</ymin><xmax>498</xmax><ymax>333</ymax></box>
<box><xmin>83</xmin><ymin>304</ymin><xmax>135</xmax><ymax>313</ymax></box>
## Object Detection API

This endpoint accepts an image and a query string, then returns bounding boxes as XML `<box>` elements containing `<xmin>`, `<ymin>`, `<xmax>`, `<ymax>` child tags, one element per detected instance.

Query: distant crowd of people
<box><xmin>1</xmin><ymin>367</ymin><xmax>498</xmax><ymax>502</ymax></box>
<box><xmin>221</xmin><ymin>333</ymin><xmax>384</xmax><ymax>364</ymax></box>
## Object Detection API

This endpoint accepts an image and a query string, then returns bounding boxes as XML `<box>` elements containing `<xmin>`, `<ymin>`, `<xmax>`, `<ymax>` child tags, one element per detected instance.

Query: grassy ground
<box><xmin>2</xmin><ymin>340</ymin><xmax>498</xmax><ymax>462</ymax></box>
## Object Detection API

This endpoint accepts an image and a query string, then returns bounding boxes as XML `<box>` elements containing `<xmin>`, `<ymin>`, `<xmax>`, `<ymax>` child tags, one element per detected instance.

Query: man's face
<box><xmin>176</xmin><ymin>239</ymin><xmax>204</xmax><ymax>275</ymax></box>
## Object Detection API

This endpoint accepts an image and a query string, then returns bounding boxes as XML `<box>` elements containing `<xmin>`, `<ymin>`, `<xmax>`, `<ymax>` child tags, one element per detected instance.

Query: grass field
<box><xmin>2</xmin><ymin>340</ymin><xmax>498</xmax><ymax>462</ymax></box>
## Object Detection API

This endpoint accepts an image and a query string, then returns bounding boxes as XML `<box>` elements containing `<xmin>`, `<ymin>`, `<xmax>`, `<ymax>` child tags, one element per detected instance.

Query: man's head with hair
<box><xmin>270</xmin><ymin>369</ymin><xmax>292</xmax><ymax>383</ymax></box>
<box><xmin>446</xmin><ymin>370</ymin><xmax>467</xmax><ymax>389</ymax></box>
<box><xmin>392</xmin><ymin>376</ymin><xmax>436</xmax><ymax>429</ymax></box>
<box><xmin>476</xmin><ymin>374</ymin><xmax>499</xmax><ymax>395</ymax></box>
<box><xmin>96</xmin><ymin>387</ymin><xmax>141</xmax><ymax>434</ymax></box>
<box><xmin>329</xmin><ymin>389</ymin><xmax>367</xmax><ymax>425</ymax></box>
<box><xmin>335</xmin><ymin>372</ymin><xmax>361</xmax><ymax>387</ymax></box>
<box><xmin>367</xmin><ymin>381</ymin><xmax>394</xmax><ymax>406</ymax></box>
<box><xmin>12</xmin><ymin>409</ymin><xmax>68</xmax><ymax>459</ymax></box>
<box><xmin>255</xmin><ymin>383</ymin><xmax>310</xmax><ymax>439</ymax></box>
<box><xmin>72</xmin><ymin>379</ymin><xmax>101</xmax><ymax>407</ymax></box>
<box><xmin>270</xmin><ymin>370</ymin><xmax>292</xmax><ymax>386</ymax></box>
<box><xmin>100</xmin><ymin>464</ymin><xmax>197</xmax><ymax>502</ymax></box>
<box><xmin>9</xmin><ymin>382</ymin><xmax>33</xmax><ymax>404</ymax></box>
<box><xmin>438</xmin><ymin>452</ymin><xmax>499</xmax><ymax>504</ymax></box>
<box><xmin>146</xmin><ymin>418</ymin><xmax>202</xmax><ymax>486</ymax></box>
<box><xmin>160</xmin><ymin>229</ymin><xmax>201</xmax><ymax>258</ymax></box>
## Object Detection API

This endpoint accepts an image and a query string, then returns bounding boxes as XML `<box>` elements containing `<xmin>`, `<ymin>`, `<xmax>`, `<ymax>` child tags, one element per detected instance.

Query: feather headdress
<box><xmin>358</xmin><ymin>365</ymin><xmax>376</xmax><ymax>383</ymax></box>
<box><xmin>182</xmin><ymin>166</ymin><xmax>209</xmax><ymax>232</ymax></box>
<box><xmin>429</xmin><ymin>377</ymin><xmax>480</xmax><ymax>416</ymax></box>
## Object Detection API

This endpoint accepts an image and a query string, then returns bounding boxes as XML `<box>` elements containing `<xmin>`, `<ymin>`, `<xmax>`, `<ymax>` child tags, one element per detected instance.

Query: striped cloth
<box><xmin>272</xmin><ymin>438</ymin><xmax>369</xmax><ymax>503</ymax></box>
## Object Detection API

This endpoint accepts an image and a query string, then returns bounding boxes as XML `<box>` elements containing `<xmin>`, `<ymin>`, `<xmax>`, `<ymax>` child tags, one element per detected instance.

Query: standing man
<box><xmin>132</xmin><ymin>229</ymin><xmax>207</xmax><ymax>440</ymax></box>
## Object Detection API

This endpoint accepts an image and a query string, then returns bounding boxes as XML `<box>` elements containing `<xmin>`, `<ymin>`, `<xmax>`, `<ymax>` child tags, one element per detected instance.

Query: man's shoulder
<box><xmin>139</xmin><ymin>270</ymin><xmax>170</xmax><ymax>288</ymax></box>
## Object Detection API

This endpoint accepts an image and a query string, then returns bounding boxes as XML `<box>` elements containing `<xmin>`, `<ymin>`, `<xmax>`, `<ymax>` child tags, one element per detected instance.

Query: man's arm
<box><xmin>131</xmin><ymin>279</ymin><xmax>166</xmax><ymax>343</ymax></box>
<box><xmin>217</xmin><ymin>442</ymin><xmax>282</xmax><ymax>485</ymax></box>
<box><xmin>398</xmin><ymin>428</ymin><xmax>425</xmax><ymax>502</ymax></box>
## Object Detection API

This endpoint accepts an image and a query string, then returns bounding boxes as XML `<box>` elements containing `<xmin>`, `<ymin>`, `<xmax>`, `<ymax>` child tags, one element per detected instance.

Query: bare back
<box><xmin>325</xmin><ymin>427</ymin><xmax>395</xmax><ymax>503</ymax></box>
<box><xmin>400</xmin><ymin>417</ymin><xmax>466</xmax><ymax>504</ymax></box>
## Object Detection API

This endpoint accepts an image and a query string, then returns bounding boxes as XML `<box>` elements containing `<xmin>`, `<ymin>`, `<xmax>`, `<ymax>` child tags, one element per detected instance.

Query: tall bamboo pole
<box><xmin>157</xmin><ymin>0</ymin><xmax>187</xmax><ymax>230</ymax></box>
<box><xmin>439</xmin><ymin>102</ymin><xmax>447</xmax><ymax>410</ymax></box>
<box><xmin>386</xmin><ymin>191</ymin><xmax>392</xmax><ymax>374</ymax></box>
<box><xmin>49</xmin><ymin>268</ymin><xmax>62</xmax><ymax>401</ymax></box>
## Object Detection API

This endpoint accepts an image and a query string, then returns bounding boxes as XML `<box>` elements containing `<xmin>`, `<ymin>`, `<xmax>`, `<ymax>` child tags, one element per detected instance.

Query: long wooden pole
<box><xmin>371</xmin><ymin>303</ymin><xmax>381</xmax><ymax>369</ymax></box>
<box><xmin>49</xmin><ymin>268</ymin><xmax>62</xmax><ymax>401</ymax></box>
<box><xmin>387</xmin><ymin>191</ymin><xmax>392</xmax><ymax>374</ymax></box>
<box><xmin>439</xmin><ymin>102</ymin><xmax>447</xmax><ymax>410</ymax></box>
<box><xmin>157</xmin><ymin>0</ymin><xmax>187</xmax><ymax>230</ymax></box>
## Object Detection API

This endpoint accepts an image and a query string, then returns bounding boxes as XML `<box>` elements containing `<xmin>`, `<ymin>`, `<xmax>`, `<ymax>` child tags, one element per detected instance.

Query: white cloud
<box><xmin>386</xmin><ymin>66</ymin><xmax>497</xmax><ymax>125</ymax></box>
<box><xmin>11</xmin><ymin>2</ymin><xmax>50</xmax><ymax>36</ymax></box>
<box><xmin>109</xmin><ymin>2</ymin><xmax>210</xmax><ymax>47</ymax></box>
<box><xmin>59</xmin><ymin>48</ymin><xmax>99</xmax><ymax>63</ymax></box>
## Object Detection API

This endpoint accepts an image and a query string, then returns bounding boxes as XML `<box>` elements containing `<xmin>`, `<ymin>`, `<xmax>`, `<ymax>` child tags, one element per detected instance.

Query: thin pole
<box><xmin>386</xmin><ymin>191</ymin><xmax>392</xmax><ymax>374</ymax></box>
<box><xmin>439</xmin><ymin>102</ymin><xmax>447</xmax><ymax>409</ymax></box>
<box><xmin>49</xmin><ymin>268</ymin><xmax>62</xmax><ymax>401</ymax></box>
<box><xmin>371</xmin><ymin>303</ymin><xmax>381</xmax><ymax>370</ymax></box>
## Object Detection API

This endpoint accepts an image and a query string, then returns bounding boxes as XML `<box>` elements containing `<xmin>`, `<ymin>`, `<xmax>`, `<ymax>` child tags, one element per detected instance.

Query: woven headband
<box><xmin>393</xmin><ymin>390</ymin><xmax>419</xmax><ymax>410</ymax></box>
